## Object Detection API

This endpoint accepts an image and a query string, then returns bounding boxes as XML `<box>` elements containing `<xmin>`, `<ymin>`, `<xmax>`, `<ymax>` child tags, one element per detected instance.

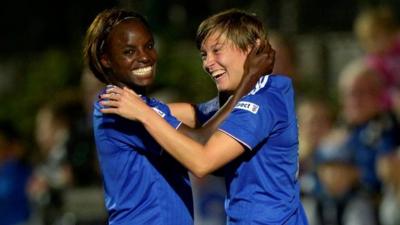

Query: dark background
<box><xmin>0</xmin><ymin>0</ymin><xmax>399</xmax><ymax>144</ymax></box>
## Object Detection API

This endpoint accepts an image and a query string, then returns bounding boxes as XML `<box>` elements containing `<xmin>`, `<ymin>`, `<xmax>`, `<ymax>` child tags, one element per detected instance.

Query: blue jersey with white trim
<box><xmin>219</xmin><ymin>75</ymin><xmax>308</xmax><ymax>225</ymax></box>
<box><xmin>196</xmin><ymin>96</ymin><xmax>220</xmax><ymax>125</ymax></box>
<box><xmin>93</xmin><ymin>92</ymin><xmax>193</xmax><ymax>225</ymax></box>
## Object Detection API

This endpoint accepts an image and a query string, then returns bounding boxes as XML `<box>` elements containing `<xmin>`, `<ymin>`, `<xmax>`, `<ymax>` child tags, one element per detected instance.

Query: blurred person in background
<box><xmin>354</xmin><ymin>5</ymin><xmax>400</xmax><ymax>111</ymax></box>
<box><xmin>190</xmin><ymin>175</ymin><xmax>226</xmax><ymax>225</ymax></box>
<box><xmin>28</xmin><ymin>96</ymin><xmax>80</xmax><ymax>225</ymax></box>
<box><xmin>296</xmin><ymin>97</ymin><xmax>336</xmax><ymax>196</ymax></box>
<box><xmin>297</xmin><ymin>98</ymin><xmax>335</xmax><ymax>174</ymax></box>
<box><xmin>337</xmin><ymin>58</ymin><xmax>400</xmax><ymax>203</ymax></box>
<box><xmin>377</xmin><ymin>149</ymin><xmax>400</xmax><ymax>225</ymax></box>
<box><xmin>308</xmin><ymin>129</ymin><xmax>378</xmax><ymax>225</ymax></box>
<box><xmin>84</xmin><ymin>8</ymin><xmax>274</xmax><ymax>225</ymax></box>
<box><xmin>0</xmin><ymin>120</ymin><xmax>32</xmax><ymax>225</ymax></box>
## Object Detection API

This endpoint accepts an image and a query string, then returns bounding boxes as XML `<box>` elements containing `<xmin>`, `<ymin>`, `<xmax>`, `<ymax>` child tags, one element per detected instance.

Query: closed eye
<box><xmin>212</xmin><ymin>48</ymin><xmax>221</xmax><ymax>54</ymax></box>
<box><xmin>200</xmin><ymin>51</ymin><xmax>207</xmax><ymax>60</ymax></box>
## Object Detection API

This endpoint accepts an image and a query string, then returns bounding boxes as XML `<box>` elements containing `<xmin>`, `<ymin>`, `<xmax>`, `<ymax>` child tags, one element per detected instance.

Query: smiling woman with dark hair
<box><xmin>83</xmin><ymin>8</ymin><xmax>194</xmax><ymax>225</ymax></box>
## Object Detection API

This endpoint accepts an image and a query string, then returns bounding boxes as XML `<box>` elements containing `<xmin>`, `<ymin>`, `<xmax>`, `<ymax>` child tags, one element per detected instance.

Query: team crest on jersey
<box><xmin>152</xmin><ymin>107</ymin><xmax>166</xmax><ymax>118</ymax></box>
<box><xmin>235</xmin><ymin>101</ymin><xmax>259</xmax><ymax>114</ymax></box>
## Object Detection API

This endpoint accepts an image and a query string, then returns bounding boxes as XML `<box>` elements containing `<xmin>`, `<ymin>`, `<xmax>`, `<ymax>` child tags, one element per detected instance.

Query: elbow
<box><xmin>190</xmin><ymin>162</ymin><xmax>214</xmax><ymax>178</ymax></box>
<box><xmin>191</xmin><ymin>170</ymin><xmax>208</xmax><ymax>179</ymax></box>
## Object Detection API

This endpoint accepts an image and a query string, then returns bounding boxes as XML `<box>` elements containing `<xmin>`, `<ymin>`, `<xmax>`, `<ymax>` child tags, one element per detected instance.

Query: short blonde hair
<box><xmin>196</xmin><ymin>9</ymin><xmax>267</xmax><ymax>52</ymax></box>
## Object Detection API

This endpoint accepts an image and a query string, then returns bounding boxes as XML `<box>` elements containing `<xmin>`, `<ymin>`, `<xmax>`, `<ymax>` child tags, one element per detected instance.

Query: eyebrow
<box><xmin>212</xmin><ymin>42</ymin><xmax>224</xmax><ymax>48</ymax></box>
<box><xmin>201</xmin><ymin>41</ymin><xmax>224</xmax><ymax>52</ymax></box>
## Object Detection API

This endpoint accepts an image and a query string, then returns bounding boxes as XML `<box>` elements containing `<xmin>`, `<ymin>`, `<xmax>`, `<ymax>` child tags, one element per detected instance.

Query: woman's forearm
<box><xmin>139</xmin><ymin>106</ymin><xmax>217</xmax><ymax>178</ymax></box>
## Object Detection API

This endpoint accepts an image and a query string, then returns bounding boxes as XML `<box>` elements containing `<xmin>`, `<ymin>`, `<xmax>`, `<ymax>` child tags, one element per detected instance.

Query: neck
<box><xmin>218</xmin><ymin>92</ymin><xmax>231</xmax><ymax>107</ymax></box>
<box><xmin>111</xmin><ymin>80</ymin><xmax>147</xmax><ymax>95</ymax></box>
<box><xmin>106</xmin><ymin>74</ymin><xmax>148</xmax><ymax>95</ymax></box>
<box><xmin>129</xmin><ymin>84</ymin><xmax>147</xmax><ymax>95</ymax></box>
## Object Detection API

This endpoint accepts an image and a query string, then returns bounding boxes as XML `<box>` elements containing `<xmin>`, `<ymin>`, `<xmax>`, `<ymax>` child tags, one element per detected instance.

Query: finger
<box><xmin>255</xmin><ymin>39</ymin><xmax>261</xmax><ymax>47</ymax></box>
<box><xmin>100</xmin><ymin>107</ymin><xmax>119</xmax><ymax>114</ymax></box>
<box><xmin>266</xmin><ymin>39</ymin><xmax>271</xmax><ymax>49</ymax></box>
<box><xmin>123</xmin><ymin>86</ymin><xmax>139</xmax><ymax>96</ymax></box>
<box><xmin>99</xmin><ymin>100</ymin><xmax>120</xmax><ymax>108</ymax></box>
<box><xmin>256</xmin><ymin>39</ymin><xmax>266</xmax><ymax>54</ymax></box>
<box><xmin>248</xmin><ymin>44</ymin><xmax>260</xmax><ymax>59</ymax></box>
<box><xmin>267</xmin><ymin>47</ymin><xmax>276</xmax><ymax>63</ymax></box>
<box><xmin>100</xmin><ymin>93</ymin><xmax>121</xmax><ymax>101</ymax></box>
<box><xmin>270</xmin><ymin>47</ymin><xmax>276</xmax><ymax>60</ymax></box>
<box><xmin>264</xmin><ymin>40</ymin><xmax>271</xmax><ymax>52</ymax></box>
<box><xmin>106</xmin><ymin>86</ymin><xmax>123</xmax><ymax>95</ymax></box>
<box><xmin>106</xmin><ymin>84</ymin><xmax>116</xmax><ymax>89</ymax></box>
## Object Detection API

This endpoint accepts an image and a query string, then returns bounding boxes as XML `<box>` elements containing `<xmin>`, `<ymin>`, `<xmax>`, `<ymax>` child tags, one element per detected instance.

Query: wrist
<box><xmin>138</xmin><ymin>105</ymin><xmax>155</xmax><ymax>124</ymax></box>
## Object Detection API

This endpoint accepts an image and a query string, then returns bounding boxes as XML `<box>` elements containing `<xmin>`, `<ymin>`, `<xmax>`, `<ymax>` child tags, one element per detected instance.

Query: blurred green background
<box><xmin>0</xmin><ymin>0</ymin><xmax>399</xmax><ymax>145</ymax></box>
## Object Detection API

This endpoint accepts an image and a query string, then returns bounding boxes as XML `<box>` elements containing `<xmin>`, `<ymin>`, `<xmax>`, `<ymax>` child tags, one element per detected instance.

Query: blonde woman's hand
<box><xmin>100</xmin><ymin>86</ymin><xmax>148</xmax><ymax>121</ymax></box>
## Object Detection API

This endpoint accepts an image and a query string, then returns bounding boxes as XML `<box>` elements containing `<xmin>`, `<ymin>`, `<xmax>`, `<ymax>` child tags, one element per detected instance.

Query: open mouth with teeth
<box><xmin>212</xmin><ymin>71</ymin><xmax>225</xmax><ymax>81</ymax></box>
<box><xmin>131</xmin><ymin>66</ymin><xmax>153</xmax><ymax>77</ymax></box>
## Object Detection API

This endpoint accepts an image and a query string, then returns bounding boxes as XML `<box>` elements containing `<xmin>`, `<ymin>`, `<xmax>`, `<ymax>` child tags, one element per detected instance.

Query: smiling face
<box><xmin>101</xmin><ymin>19</ymin><xmax>157</xmax><ymax>89</ymax></box>
<box><xmin>200</xmin><ymin>31</ymin><xmax>249</xmax><ymax>94</ymax></box>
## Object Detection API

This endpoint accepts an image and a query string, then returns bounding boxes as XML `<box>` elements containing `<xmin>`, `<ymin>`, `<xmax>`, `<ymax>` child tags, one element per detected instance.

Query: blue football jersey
<box><xmin>196</xmin><ymin>96</ymin><xmax>220</xmax><ymax>125</ymax></box>
<box><xmin>93</xmin><ymin>93</ymin><xmax>193</xmax><ymax>225</ymax></box>
<box><xmin>218</xmin><ymin>75</ymin><xmax>308</xmax><ymax>225</ymax></box>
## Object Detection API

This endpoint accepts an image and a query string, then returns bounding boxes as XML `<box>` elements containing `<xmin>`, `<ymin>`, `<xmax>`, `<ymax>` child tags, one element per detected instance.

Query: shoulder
<box><xmin>196</xmin><ymin>96</ymin><xmax>219</xmax><ymax>113</ymax></box>
<box><xmin>265</xmin><ymin>74</ymin><xmax>294</xmax><ymax>93</ymax></box>
<box><xmin>240</xmin><ymin>75</ymin><xmax>296</xmax><ymax>120</ymax></box>
<box><xmin>249</xmin><ymin>74</ymin><xmax>293</xmax><ymax>95</ymax></box>
<box><xmin>92</xmin><ymin>88</ymin><xmax>107</xmax><ymax>114</ymax></box>
<box><xmin>147</xmin><ymin>97</ymin><xmax>182</xmax><ymax>128</ymax></box>
<box><xmin>246</xmin><ymin>75</ymin><xmax>294</xmax><ymax>104</ymax></box>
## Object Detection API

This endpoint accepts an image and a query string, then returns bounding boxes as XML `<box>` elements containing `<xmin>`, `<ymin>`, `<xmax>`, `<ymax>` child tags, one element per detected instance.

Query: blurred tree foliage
<box><xmin>154</xmin><ymin>40</ymin><xmax>217</xmax><ymax>102</ymax></box>
<box><xmin>0</xmin><ymin>0</ymin><xmax>398</xmax><ymax>144</ymax></box>
<box><xmin>0</xmin><ymin>50</ymin><xmax>81</xmax><ymax>140</ymax></box>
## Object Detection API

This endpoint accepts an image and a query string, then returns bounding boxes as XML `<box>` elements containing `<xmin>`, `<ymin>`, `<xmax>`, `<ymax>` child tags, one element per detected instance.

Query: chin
<box><xmin>137</xmin><ymin>81</ymin><xmax>153</xmax><ymax>87</ymax></box>
<box><xmin>218</xmin><ymin>86</ymin><xmax>234</xmax><ymax>95</ymax></box>
<box><xmin>135</xmin><ymin>76</ymin><xmax>155</xmax><ymax>86</ymax></box>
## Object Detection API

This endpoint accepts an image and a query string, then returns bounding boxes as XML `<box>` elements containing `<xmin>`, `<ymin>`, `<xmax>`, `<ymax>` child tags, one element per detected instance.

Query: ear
<box><xmin>100</xmin><ymin>54</ymin><xmax>111</xmax><ymax>69</ymax></box>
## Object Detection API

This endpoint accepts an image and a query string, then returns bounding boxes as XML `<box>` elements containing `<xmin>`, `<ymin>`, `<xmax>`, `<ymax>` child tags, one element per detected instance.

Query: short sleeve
<box><xmin>219</xmin><ymin>95</ymin><xmax>276</xmax><ymax>150</ymax></box>
<box><xmin>151</xmin><ymin>99</ymin><xmax>182</xmax><ymax>129</ymax></box>
<box><xmin>195</xmin><ymin>97</ymin><xmax>220</xmax><ymax>125</ymax></box>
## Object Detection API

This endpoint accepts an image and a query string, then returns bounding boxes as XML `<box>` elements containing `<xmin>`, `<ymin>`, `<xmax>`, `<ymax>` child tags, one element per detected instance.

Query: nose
<box><xmin>203</xmin><ymin>54</ymin><xmax>215</xmax><ymax>72</ymax></box>
<box><xmin>138</xmin><ymin>49</ymin><xmax>152</xmax><ymax>63</ymax></box>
